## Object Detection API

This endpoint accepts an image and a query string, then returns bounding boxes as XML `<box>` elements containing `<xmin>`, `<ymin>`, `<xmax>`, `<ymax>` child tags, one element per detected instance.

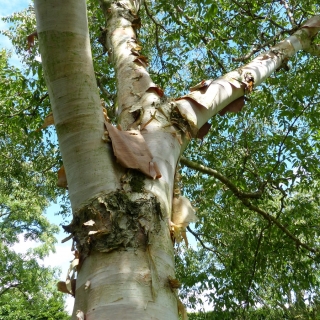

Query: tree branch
<box><xmin>232</xmin><ymin>29</ymin><xmax>291</xmax><ymax>62</ymax></box>
<box><xmin>99</xmin><ymin>0</ymin><xmax>163</xmax><ymax>128</ymax></box>
<box><xmin>229</xmin><ymin>0</ymin><xmax>287</xmax><ymax>30</ymax></box>
<box><xmin>173</xmin><ymin>5</ymin><xmax>227</xmax><ymax>74</ymax></box>
<box><xmin>267</xmin><ymin>96</ymin><xmax>313</xmax><ymax>183</ymax></box>
<box><xmin>144</xmin><ymin>1</ymin><xmax>168</xmax><ymax>33</ymax></box>
<box><xmin>245</xmin><ymin>226</ymin><xmax>266</xmax><ymax>305</ymax></box>
<box><xmin>174</xmin><ymin>16</ymin><xmax>320</xmax><ymax>136</ymax></box>
<box><xmin>187</xmin><ymin>226</ymin><xmax>225</xmax><ymax>260</ymax></box>
<box><xmin>0</xmin><ymin>283</ymin><xmax>20</xmax><ymax>297</ymax></box>
<box><xmin>181</xmin><ymin>157</ymin><xmax>318</xmax><ymax>254</ymax></box>
<box><xmin>180</xmin><ymin>156</ymin><xmax>264</xmax><ymax>199</ymax></box>
<box><xmin>280</xmin><ymin>0</ymin><xmax>297</xmax><ymax>27</ymax></box>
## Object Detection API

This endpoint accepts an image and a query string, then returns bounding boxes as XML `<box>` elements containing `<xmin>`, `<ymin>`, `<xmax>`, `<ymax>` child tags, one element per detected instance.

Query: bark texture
<box><xmin>35</xmin><ymin>0</ymin><xmax>121</xmax><ymax>211</ymax></box>
<box><xmin>175</xmin><ymin>16</ymin><xmax>320</xmax><ymax>136</ymax></box>
<box><xmin>36</xmin><ymin>0</ymin><xmax>181</xmax><ymax>319</ymax></box>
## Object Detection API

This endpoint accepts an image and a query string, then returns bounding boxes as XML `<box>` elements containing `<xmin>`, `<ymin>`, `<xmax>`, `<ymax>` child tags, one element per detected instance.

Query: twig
<box><xmin>154</xmin><ymin>23</ymin><xmax>167</xmax><ymax>71</ymax></box>
<box><xmin>267</xmin><ymin>99</ymin><xmax>312</xmax><ymax>183</ymax></box>
<box><xmin>245</xmin><ymin>226</ymin><xmax>267</xmax><ymax>305</ymax></box>
<box><xmin>173</xmin><ymin>5</ymin><xmax>227</xmax><ymax>74</ymax></box>
<box><xmin>229</xmin><ymin>0</ymin><xmax>286</xmax><ymax>30</ymax></box>
<box><xmin>187</xmin><ymin>226</ymin><xmax>225</xmax><ymax>260</ymax></box>
<box><xmin>144</xmin><ymin>1</ymin><xmax>168</xmax><ymax>33</ymax></box>
<box><xmin>233</xmin><ymin>29</ymin><xmax>291</xmax><ymax>62</ymax></box>
<box><xmin>0</xmin><ymin>283</ymin><xmax>20</xmax><ymax>296</ymax></box>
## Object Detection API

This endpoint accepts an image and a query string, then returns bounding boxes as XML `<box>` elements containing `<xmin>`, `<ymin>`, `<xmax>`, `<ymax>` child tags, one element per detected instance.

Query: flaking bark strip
<box><xmin>105</xmin><ymin>122</ymin><xmax>162</xmax><ymax>179</ymax></box>
<box><xmin>63</xmin><ymin>191</ymin><xmax>162</xmax><ymax>266</ymax></box>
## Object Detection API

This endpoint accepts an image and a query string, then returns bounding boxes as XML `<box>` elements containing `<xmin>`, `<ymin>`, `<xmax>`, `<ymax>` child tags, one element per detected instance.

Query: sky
<box><xmin>0</xmin><ymin>0</ymin><xmax>28</xmax><ymax>53</ymax></box>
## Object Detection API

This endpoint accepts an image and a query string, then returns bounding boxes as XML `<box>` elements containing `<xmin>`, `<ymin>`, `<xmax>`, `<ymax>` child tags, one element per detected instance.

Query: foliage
<box><xmin>1</xmin><ymin>0</ymin><xmax>320</xmax><ymax>318</ymax></box>
<box><xmin>0</xmin><ymin>39</ymin><xmax>69</xmax><ymax>318</ymax></box>
<box><xmin>188</xmin><ymin>304</ymin><xmax>320</xmax><ymax>320</ymax></box>
<box><xmin>0</xmin><ymin>246</ymin><xmax>69</xmax><ymax>320</ymax></box>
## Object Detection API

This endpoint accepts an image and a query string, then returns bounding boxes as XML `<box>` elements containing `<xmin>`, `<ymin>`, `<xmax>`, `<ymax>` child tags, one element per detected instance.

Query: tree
<box><xmin>0</xmin><ymin>49</ymin><xmax>69</xmax><ymax>319</ymax></box>
<box><xmin>3</xmin><ymin>0</ymin><xmax>320</xmax><ymax>319</ymax></box>
<box><xmin>0</xmin><ymin>249</ymin><xmax>70</xmax><ymax>320</ymax></box>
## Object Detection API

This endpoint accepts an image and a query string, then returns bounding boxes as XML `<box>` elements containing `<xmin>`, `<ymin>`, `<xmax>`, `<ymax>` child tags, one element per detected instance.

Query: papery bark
<box><xmin>175</xmin><ymin>15</ymin><xmax>320</xmax><ymax>136</ymax></box>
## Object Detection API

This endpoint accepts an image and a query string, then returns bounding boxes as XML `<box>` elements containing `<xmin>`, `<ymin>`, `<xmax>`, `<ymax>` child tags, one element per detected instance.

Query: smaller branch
<box><xmin>187</xmin><ymin>226</ymin><xmax>225</xmax><ymax>259</ymax></box>
<box><xmin>96</xmin><ymin>76</ymin><xmax>112</xmax><ymax>98</ymax></box>
<box><xmin>95</xmin><ymin>74</ymin><xmax>117</xmax><ymax>120</ymax></box>
<box><xmin>242</xmin><ymin>198</ymin><xmax>317</xmax><ymax>254</ymax></box>
<box><xmin>3</xmin><ymin>92</ymin><xmax>48</xmax><ymax>119</ymax></box>
<box><xmin>174</xmin><ymin>5</ymin><xmax>227</xmax><ymax>74</ymax></box>
<box><xmin>180</xmin><ymin>156</ymin><xmax>264</xmax><ymax>199</ymax></box>
<box><xmin>199</xmin><ymin>36</ymin><xmax>228</xmax><ymax>74</ymax></box>
<box><xmin>273</xmin><ymin>184</ymin><xmax>287</xmax><ymax>220</ymax></box>
<box><xmin>42</xmin><ymin>162</ymin><xmax>59</xmax><ymax>173</ymax></box>
<box><xmin>267</xmin><ymin>97</ymin><xmax>312</xmax><ymax>182</ymax></box>
<box><xmin>144</xmin><ymin>1</ymin><xmax>168</xmax><ymax>33</ymax></box>
<box><xmin>246</xmin><ymin>227</ymin><xmax>265</xmax><ymax>304</ymax></box>
<box><xmin>230</xmin><ymin>0</ymin><xmax>286</xmax><ymax>30</ymax></box>
<box><xmin>38</xmin><ymin>92</ymin><xmax>49</xmax><ymax>104</ymax></box>
<box><xmin>175</xmin><ymin>5</ymin><xmax>190</xmax><ymax>20</ymax></box>
<box><xmin>233</xmin><ymin>29</ymin><xmax>292</xmax><ymax>62</ymax></box>
<box><xmin>280</xmin><ymin>0</ymin><xmax>297</xmax><ymax>27</ymax></box>
<box><xmin>229</xmin><ymin>0</ymin><xmax>299</xmax><ymax>62</ymax></box>
<box><xmin>0</xmin><ymin>283</ymin><xmax>20</xmax><ymax>297</ymax></box>
<box><xmin>154</xmin><ymin>24</ymin><xmax>167</xmax><ymax>71</ymax></box>
<box><xmin>181</xmin><ymin>157</ymin><xmax>318</xmax><ymax>254</ymax></box>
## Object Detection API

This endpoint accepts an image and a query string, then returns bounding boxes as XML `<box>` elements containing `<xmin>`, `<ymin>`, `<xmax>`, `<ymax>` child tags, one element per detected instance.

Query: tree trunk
<box><xmin>35</xmin><ymin>0</ymin><xmax>181</xmax><ymax>318</ymax></box>
<box><xmin>34</xmin><ymin>0</ymin><xmax>320</xmax><ymax>318</ymax></box>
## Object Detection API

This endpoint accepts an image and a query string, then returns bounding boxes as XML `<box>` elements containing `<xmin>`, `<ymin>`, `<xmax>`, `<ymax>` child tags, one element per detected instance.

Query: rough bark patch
<box><xmin>63</xmin><ymin>191</ymin><xmax>162</xmax><ymax>265</ymax></box>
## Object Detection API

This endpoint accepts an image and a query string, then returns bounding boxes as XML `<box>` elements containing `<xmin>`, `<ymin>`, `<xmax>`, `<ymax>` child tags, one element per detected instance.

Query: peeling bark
<box><xmin>175</xmin><ymin>16</ymin><xmax>320</xmax><ymax>136</ymax></box>
<box><xmin>36</xmin><ymin>0</ymin><xmax>181</xmax><ymax>319</ymax></box>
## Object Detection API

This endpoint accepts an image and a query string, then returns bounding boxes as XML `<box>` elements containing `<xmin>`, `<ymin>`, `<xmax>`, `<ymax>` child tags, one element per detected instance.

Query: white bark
<box><xmin>36</xmin><ymin>1</ymin><xmax>181</xmax><ymax>319</ymax></box>
<box><xmin>74</xmin><ymin>240</ymin><xmax>178</xmax><ymax>319</ymax></box>
<box><xmin>35</xmin><ymin>0</ymin><xmax>320</xmax><ymax>318</ymax></box>
<box><xmin>101</xmin><ymin>0</ymin><xmax>182</xmax><ymax>212</ymax></box>
<box><xmin>175</xmin><ymin>15</ymin><xmax>320</xmax><ymax>135</ymax></box>
<box><xmin>35</xmin><ymin>0</ymin><xmax>121</xmax><ymax>211</ymax></box>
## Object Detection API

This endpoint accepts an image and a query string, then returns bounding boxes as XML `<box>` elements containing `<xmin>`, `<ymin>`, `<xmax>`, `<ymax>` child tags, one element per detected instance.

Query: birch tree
<box><xmin>3</xmin><ymin>0</ymin><xmax>320</xmax><ymax>318</ymax></box>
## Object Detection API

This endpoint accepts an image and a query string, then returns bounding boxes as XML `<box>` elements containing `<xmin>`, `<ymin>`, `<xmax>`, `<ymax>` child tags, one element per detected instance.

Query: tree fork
<box><xmin>35</xmin><ymin>0</ymin><xmax>181</xmax><ymax>318</ymax></box>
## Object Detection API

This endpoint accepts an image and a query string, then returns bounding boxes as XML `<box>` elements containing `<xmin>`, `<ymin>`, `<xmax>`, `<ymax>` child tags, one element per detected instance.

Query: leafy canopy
<box><xmin>0</xmin><ymin>37</ymin><xmax>69</xmax><ymax>320</ymax></box>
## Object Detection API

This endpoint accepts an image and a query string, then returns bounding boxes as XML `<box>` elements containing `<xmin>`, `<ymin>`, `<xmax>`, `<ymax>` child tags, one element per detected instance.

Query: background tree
<box><xmin>0</xmin><ymin>46</ymin><xmax>69</xmax><ymax>318</ymax></box>
<box><xmin>2</xmin><ymin>0</ymin><xmax>320</xmax><ymax>319</ymax></box>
